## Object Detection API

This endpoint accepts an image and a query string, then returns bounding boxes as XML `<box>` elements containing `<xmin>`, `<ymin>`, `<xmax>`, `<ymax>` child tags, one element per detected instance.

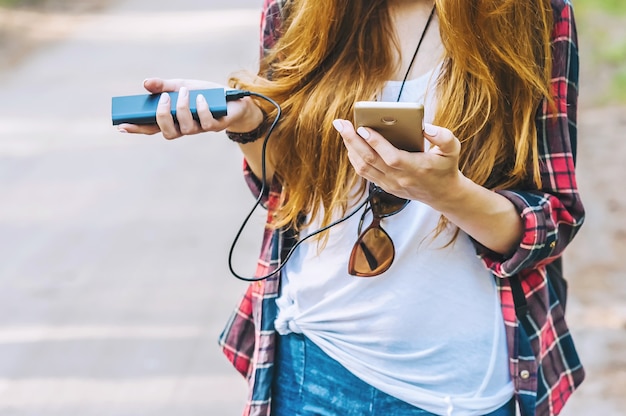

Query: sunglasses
<box><xmin>348</xmin><ymin>184</ymin><xmax>410</xmax><ymax>277</ymax></box>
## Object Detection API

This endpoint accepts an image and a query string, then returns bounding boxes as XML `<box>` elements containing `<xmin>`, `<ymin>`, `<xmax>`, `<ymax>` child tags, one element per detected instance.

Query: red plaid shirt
<box><xmin>219</xmin><ymin>0</ymin><xmax>585</xmax><ymax>415</ymax></box>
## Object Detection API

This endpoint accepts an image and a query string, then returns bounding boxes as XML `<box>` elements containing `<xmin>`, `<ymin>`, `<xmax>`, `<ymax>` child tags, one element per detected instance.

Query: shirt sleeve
<box><xmin>477</xmin><ymin>2</ymin><xmax>585</xmax><ymax>278</ymax></box>
<box><xmin>260</xmin><ymin>0</ymin><xmax>285</xmax><ymax>60</ymax></box>
<box><xmin>241</xmin><ymin>0</ymin><xmax>285</xmax><ymax>204</ymax></box>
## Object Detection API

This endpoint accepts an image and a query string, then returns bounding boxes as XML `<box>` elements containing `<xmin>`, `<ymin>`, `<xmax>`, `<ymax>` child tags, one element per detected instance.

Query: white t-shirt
<box><xmin>275</xmin><ymin>69</ymin><xmax>514</xmax><ymax>416</ymax></box>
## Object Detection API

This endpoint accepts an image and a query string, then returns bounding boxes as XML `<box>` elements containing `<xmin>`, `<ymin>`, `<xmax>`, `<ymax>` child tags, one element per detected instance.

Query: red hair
<box><xmin>231</xmin><ymin>0</ymin><xmax>554</xmax><ymax>233</ymax></box>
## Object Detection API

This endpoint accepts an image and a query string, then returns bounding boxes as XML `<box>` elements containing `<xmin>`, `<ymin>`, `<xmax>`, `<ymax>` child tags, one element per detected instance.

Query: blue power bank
<box><xmin>111</xmin><ymin>88</ymin><xmax>227</xmax><ymax>125</ymax></box>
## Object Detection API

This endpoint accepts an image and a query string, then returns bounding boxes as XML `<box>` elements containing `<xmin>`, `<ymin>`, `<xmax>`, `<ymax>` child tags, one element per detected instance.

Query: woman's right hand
<box><xmin>117</xmin><ymin>78</ymin><xmax>265</xmax><ymax>140</ymax></box>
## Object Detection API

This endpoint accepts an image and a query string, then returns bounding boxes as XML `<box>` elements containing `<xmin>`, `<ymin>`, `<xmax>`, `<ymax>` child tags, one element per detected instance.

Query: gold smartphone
<box><xmin>353</xmin><ymin>101</ymin><xmax>424</xmax><ymax>152</ymax></box>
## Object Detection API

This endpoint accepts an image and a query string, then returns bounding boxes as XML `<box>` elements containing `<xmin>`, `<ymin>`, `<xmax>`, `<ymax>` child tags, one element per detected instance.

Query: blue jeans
<box><xmin>271</xmin><ymin>333</ymin><xmax>515</xmax><ymax>416</ymax></box>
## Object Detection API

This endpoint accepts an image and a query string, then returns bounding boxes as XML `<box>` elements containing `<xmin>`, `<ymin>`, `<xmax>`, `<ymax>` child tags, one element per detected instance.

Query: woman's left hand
<box><xmin>333</xmin><ymin>119</ymin><xmax>464</xmax><ymax>209</ymax></box>
<box><xmin>334</xmin><ymin>118</ymin><xmax>525</xmax><ymax>255</ymax></box>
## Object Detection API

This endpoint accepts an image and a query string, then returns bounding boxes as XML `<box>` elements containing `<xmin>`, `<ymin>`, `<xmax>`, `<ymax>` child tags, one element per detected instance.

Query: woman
<box><xmin>119</xmin><ymin>0</ymin><xmax>585</xmax><ymax>415</ymax></box>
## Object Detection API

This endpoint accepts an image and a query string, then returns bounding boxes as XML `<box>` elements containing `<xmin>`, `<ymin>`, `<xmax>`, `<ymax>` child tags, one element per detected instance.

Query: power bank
<box><xmin>111</xmin><ymin>88</ymin><xmax>227</xmax><ymax>125</ymax></box>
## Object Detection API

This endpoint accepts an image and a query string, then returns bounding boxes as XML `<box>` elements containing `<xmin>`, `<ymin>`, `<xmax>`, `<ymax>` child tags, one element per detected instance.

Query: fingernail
<box><xmin>332</xmin><ymin>119</ymin><xmax>344</xmax><ymax>132</ymax></box>
<box><xmin>159</xmin><ymin>92</ymin><xmax>170</xmax><ymax>105</ymax></box>
<box><xmin>179</xmin><ymin>87</ymin><xmax>188</xmax><ymax>98</ymax></box>
<box><xmin>117</xmin><ymin>128</ymin><xmax>128</xmax><ymax>133</ymax></box>
<box><xmin>356</xmin><ymin>126</ymin><xmax>370</xmax><ymax>140</ymax></box>
<box><xmin>197</xmin><ymin>94</ymin><xmax>207</xmax><ymax>105</ymax></box>
<box><xmin>424</xmin><ymin>123</ymin><xmax>438</xmax><ymax>136</ymax></box>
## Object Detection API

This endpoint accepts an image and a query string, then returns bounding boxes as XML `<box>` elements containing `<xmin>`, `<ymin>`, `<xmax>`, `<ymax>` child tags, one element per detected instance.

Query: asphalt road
<box><xmin>0</xmin><ymin>0</ymin><xmax>263</xmax><ymax>414</ymax></box>
<box><xmin>0</xmin><ymin>0</ymin><xmax>624</xmax><ymax>415</ymax></box>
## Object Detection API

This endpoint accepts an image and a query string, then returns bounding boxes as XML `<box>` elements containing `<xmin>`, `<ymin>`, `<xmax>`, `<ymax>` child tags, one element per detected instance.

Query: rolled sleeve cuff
<box><xmin>475</xmin><ymin>190</ymin><xmax>558</xmax><ymax>278</ymax></box>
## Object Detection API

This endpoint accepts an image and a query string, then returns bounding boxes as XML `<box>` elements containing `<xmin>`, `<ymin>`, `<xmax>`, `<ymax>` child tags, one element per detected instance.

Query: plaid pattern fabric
<box><xmin>218</xmin><ymin>0</ymin><xmax>585</xmax><ymax>415</ymax></box>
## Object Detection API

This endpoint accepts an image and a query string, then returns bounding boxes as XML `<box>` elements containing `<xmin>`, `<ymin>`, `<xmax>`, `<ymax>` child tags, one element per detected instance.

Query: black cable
<box><xmin>395</xmin><ymin>4</ymin><xmax>436</xmax><ymax>102</ymax></box>
<box><xmin>225</xmin><ymin>90</ymin><xmax>368</xmax><ymax>282</ymax></box>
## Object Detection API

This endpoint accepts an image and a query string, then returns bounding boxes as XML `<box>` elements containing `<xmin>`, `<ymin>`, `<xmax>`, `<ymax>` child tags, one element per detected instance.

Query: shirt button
<box><xmin>520</xmin><ymin>370</ymin><xmax>531</xmax><ymax>380</ymax></box>
<box><xmin>550</xmin><ymin>241</ymin><xmax>556</xmax><ymax>248</ymax></box>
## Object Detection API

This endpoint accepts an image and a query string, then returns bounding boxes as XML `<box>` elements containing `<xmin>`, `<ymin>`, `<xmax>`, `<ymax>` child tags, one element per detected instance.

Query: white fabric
<box><xmin>275</xmin><ymin>69</ymin><xmax>514</xmax><ymax>416</ymax></box>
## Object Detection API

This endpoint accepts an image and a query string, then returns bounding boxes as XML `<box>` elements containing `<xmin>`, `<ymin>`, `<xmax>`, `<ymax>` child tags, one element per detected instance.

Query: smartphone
<box><xmin>353</xmin><ymin>101</ymin><xmax>424</xmax><ymax>152</ymax></box>
<box><xmin>111</xmin><ymin>88</ymin><xmax>227</xmax><ymax>125</ymax></box>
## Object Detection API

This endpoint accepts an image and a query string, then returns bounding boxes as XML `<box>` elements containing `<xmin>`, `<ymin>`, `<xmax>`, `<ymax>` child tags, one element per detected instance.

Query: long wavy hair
<box><xmin>230</xmin><ymin>0</ymin><xmax>554</xmax><ymax>234</ymax></box>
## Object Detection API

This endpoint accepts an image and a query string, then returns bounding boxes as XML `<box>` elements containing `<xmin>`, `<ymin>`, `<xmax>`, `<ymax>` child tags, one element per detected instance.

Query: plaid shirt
<box><xmin>218</xmin><ymin>0</ymin><xmax>585</xmax><ymax>415</ymax></box>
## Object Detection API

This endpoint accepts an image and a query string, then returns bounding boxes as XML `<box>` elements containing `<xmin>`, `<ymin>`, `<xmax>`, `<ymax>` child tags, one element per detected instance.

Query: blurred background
<box><xmin>0</xmin><ymin>0</ymin><xmax>624</xmax><ymax>415</ymax></box>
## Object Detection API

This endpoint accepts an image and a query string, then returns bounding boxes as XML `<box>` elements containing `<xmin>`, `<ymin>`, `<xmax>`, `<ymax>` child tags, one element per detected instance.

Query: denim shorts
<box><xmin>271</xmin><ymin>332</ymin><xmax>516</xmax><ymax>416</ymax></box>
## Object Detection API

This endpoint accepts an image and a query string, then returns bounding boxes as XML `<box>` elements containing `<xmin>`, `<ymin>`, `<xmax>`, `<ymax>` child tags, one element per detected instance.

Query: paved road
<box><xmin>0</xmin><ymin>1</ymin><xmax>624</xmax><ymax>415</ymax></box>
<box><xmin>0</xmin><ymin>0</ymin><xmax>263</xmax><ymax>414</ymax></box>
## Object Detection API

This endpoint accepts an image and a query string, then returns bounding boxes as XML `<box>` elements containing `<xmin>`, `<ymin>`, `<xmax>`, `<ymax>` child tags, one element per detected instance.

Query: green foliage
<box><xmin>575</xmin><ymin>0</ymin><xmax>626</xmax><ymax>15</ymax></box>
<box><xmin>0</xmin><ymin>0</ymin><xmax>46</xmax><ymax>7</ymax></box>
<box><xmin>602</xmin><ymin>41</ymin><xmax>626</xmax><ymax>66</ymax></box>
<box><xmin>576</xmin><ymin>0</ymin><xmax>626</xmax><ymax>104</ymax></box>
<box><xmin>609</xmin><ymin>67</ymin><xmax>626</xmax><ymax>101</ymax></box>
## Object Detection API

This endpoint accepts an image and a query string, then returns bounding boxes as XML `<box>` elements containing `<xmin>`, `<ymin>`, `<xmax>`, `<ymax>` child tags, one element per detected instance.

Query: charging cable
<box><xmin>224</xmin><ymin>90</ymin><xmax>366</xmax><ymax>282</ymax></box>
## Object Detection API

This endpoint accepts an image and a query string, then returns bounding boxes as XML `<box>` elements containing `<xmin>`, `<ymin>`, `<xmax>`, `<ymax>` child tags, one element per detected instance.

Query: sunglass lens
<box><xmin>348</xmin><ymin>226</ymin><xmax>394</xmax><ymax>277</ymax></box>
